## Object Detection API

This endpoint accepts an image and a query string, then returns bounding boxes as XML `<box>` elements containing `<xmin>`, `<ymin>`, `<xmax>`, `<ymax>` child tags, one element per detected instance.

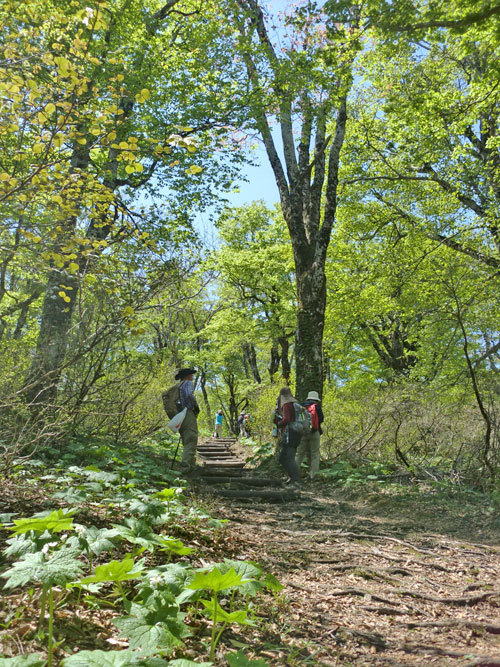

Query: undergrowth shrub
<box><xmin>320</xmin><ymin>382</ymin><xmax>498</xmax><ymax>483</ymax></box>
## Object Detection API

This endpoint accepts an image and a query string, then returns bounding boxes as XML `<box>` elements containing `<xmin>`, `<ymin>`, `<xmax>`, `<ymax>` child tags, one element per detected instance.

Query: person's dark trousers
<box><xmin>278</xmin><ymin>425</ymin><xmax>301</xmax><ymax>483</ymax></box>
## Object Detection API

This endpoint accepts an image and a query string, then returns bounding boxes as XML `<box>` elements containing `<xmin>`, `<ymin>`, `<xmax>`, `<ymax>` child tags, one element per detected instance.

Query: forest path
<box><xmin>214</xmin><ymin>481</ymin><xmax>500</xmax><ymax>666</ymax></box>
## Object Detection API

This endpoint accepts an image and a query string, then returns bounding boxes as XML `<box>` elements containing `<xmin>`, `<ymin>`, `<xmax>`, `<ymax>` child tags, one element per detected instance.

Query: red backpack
<box><xmin>306</xmin><ymin>403</ymin><xmax>319</xmax><ymax>431</ymax></box>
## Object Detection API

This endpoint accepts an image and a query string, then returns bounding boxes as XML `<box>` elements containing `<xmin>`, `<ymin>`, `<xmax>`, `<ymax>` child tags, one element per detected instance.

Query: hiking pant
<box><xmin>179</xmin><ymin>408</ymin><xmax>198</xmax><ymax>472</ymax></box>
<box><xmin>214</xmin><ymin>423</ymin><xmax>222</xmax><ymax>438</ymax></box>
<box><xmin>278</xmin><ymin>425</ymin><xmax>301</xmax><ymax>483</ymax></box>
<box><xmin>296</xmin><ymin>430</ymin><xmax>321</xmax><ymax>480</ymax></box>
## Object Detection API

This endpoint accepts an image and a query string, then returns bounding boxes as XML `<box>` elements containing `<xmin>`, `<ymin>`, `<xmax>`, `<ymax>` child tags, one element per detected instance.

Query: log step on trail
<box><xmin>201</xmin><ymin>476</ymin><xmax>282</xmax><ymax>487</ymax></box>
<box><xmin>195</xmin><ymin>437</ymin><xmax>295</xmax><ymax>501</ymax></box>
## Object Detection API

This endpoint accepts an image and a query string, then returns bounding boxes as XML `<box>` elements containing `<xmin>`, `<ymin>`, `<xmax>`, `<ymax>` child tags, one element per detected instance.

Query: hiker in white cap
<box><xmin>296</xmin><ymin>390</ymin><xmax>324</xmax><ymax>481</ymax></box>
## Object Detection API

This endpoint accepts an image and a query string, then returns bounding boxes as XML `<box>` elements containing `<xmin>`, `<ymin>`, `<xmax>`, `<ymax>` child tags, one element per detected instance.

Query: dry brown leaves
<box><xmin>215</xmin><ymin>482</ymin><xmax>500</xmax><ymax>666</ymax></box>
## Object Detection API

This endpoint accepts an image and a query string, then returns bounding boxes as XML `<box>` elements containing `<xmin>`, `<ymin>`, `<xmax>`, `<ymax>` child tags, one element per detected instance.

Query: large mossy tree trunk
<box><xmin>24</xmin><ymin>139</ymin><xmax>89</xmax><ymax>409</ymax></box>
<box><xmin>295</xmin><ymin>263</ymin><xmax>327</xmax><ymax>398</ymax></box>
<box><xmin>24</xmin><ymin>270</ymin><xmax>80</xmax><ymax>407</ymax></box>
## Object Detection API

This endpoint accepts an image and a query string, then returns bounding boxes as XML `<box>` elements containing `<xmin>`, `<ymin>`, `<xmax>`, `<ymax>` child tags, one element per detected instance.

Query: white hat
<box><xmin>306</xmin><ymin>391</ymin><xmax>320</xmax><ymax>401</ymax></box>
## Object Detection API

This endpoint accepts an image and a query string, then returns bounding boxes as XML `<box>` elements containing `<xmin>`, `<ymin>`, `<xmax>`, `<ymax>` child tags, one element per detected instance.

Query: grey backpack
<box><xmin>291</xmin><ymin>402</ymin><xmax>312</xmax><ymax>436</ymax></box>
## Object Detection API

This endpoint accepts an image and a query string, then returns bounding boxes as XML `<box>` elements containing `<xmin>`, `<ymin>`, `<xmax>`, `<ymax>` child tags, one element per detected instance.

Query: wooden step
<box><xmin>199</xmin><ymin>455</ymin><xmax>237</xmax><ymax>459</ymax></box>
<box><xmin>197</xmin><ymin>447</ymin><xmax>233</xmax><ymax>453</ymax></box>
<box><xmin>210</xmin><ymin>488</ymin><xmax>300</xmax><ymax>500</ymax></box>
<box><xmin>200</xmin><ymin>476</ymin><xmax>283</xmax><ymax>487</ymax></box>
<box><xmin>200</xmin><ymin>468</ymin><xmax>244</xmax><ymax>477</ymax></box>
<box><xmin>202</xmin><ymin>461</ymin><xmax>246</xmax><ymax>468</ymax></box>
<box><xmin>201</xmin><ymin>459</ymin><xmax>246</xmax><ymax>465</ymax></box>
<box><xmin>209</xmin><ymin>438</ymin><xmax>237</xmax><ymax>443</ymax></box>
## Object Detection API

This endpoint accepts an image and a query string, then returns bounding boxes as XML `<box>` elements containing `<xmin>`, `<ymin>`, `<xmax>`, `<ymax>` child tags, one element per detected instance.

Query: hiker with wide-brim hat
<box><xmin>296</xmin><ymin>390</ymin><xmax>324</xmax><ymax>481</ymax></box>
<box><xmin>274</xmin><ymin>386</ymin><xmax>302</xmax><ymax>489</ymax></box>
<box><xmin>175</xmin><ymin>368</ymin><xmax>199</xmax><ymax>475</ymax></box>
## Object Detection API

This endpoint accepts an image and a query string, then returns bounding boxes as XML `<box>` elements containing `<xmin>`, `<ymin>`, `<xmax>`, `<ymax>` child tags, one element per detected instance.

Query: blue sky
<box><xmin>226</xmin><ymin>142</ymin><xmax>280</xmax><ymax>207</ymax></box>
<box><xmin>194</xmin><ymin>138</ymin><xmax>281</xmax><ymax>239</ymax></box>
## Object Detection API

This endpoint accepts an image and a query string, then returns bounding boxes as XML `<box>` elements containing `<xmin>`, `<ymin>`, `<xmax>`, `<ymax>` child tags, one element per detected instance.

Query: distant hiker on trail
<box><xmin>175</xmin><ymin>367</ymin><xmax>199</xmax><ymax>476</ymax></box>
<box><xmin>237</xmin><ymin>411</ymin><xmax>246</xmax><ymax>437</ymax></box>
<box><xmin>214</xmin><ymin>410</ymin><xmax>223</xmax><ymax>438</ymax></box>
<box><xmin>274</xmin><ymin>386</ymin><xmax>302</xmax><ymax>489</ymax></box>
<box><xmin>296</xmin><ymin>390</ymin><xmax>324</xmax><ymax>481</ymax></box>
<box><xmin>243</xmin><ymin>412</ymin><xmax>251</xmax><ymax>437</ymax></box>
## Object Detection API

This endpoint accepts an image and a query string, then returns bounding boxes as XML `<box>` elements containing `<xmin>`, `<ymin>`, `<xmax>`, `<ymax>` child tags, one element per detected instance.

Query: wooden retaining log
<box><xmin>197</xmin><ymin>448</ymin><xmax>233</xmax><ymax>454</ymax></box>
<box><xmin>209</xmin><ymin>488</ymin><xmax>300</xmax><ymax>500</ymax></box>
<box><xmin>200</xmin><ymin>476</ymin><xmax>283</xmax><ymax>487</ymax></box>
<box><xmin>208</xmin><ymin>438</ymin><xmax>237</xmax><ymax>443</ymax></box>
<box><xmin>199</xmin><ymin>468</ymin><xmax>244</xmax><ymax>477</ymax></box>
<box><xmin>202</xmin><ymin>461</ymin><xmax>246</xmax><ymax>467</ymax></box>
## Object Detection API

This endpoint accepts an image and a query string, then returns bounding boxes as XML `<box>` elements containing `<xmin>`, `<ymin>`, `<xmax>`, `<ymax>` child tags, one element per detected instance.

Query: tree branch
<box><xmin>389</xmin><ymin>4</ymin><xmax>500</xmax><ymax>33</ymax></box>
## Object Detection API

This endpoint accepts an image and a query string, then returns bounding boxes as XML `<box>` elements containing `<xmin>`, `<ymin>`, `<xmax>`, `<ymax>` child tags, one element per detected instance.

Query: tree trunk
<box><xmin>243</xmin><ymin>342</ymin><xmax>261</xmax><ymax>383</ymax></box>
<box><xmin>234</xmin><ymin>0</ymin><xmax>351</xmax><ymax>401</ymax></box>
<box><xmin>199</xmin><ymin>369</ymin><xmax>212</xmax><ymax>430</ymax></box>
<box><xmin>360</xmin><ymin>315</ymin><xmax>419</xmax><ymax>378</ymax></box>
<box><xmin>278</xmin><ymin>335</ymin><xmax>292</xmax><ymax>385</ymax></box>
<box><xmin>224</xmin><ymin>372</ymin><xmax>239</xmax><ymax>433</ymax></box>
<box><xmin>24</xmin><ymin>139</ymin><xmax>90</xmax><ymax>408</ymax></box>
<box><xmin>269</xmin><ymin>341</ymin><xmax>280</xmax><ymax>382</ymax></box>
<box><xmin>295</xmin><ymin>267</ymin><xmax>326</xmax><ymax>400</ymax></box>
<box><xmin>24</xmin><ymin>270</ymin><xmax>79</xmax><ymax>407</ymax></box>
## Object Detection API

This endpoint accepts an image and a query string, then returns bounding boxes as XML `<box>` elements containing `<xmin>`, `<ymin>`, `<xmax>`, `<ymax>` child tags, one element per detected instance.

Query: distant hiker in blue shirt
<box><xmin>214</xmin><ymin>410</ymin><xmax>223</xmax><ymax>438</ymax></box>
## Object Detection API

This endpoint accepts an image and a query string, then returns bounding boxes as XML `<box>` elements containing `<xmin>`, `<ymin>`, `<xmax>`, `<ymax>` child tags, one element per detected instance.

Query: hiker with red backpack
<box><xmin>296</xmin><ymin>390</ymin><xmax>324</xmax><ymax>481</ymax></box>
<box><xmin>274</xmin><ymin>386</ymin><xmax>308</xmax><ymax>490</ymax></box>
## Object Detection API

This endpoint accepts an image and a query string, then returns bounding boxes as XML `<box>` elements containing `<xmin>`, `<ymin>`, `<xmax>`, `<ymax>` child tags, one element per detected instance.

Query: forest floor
<box><xmin>1</xmin><ymin>441</ymin><xmax>500</xmax><ymax>666</ymax></box>
<box><xmin>210</xmin><ymin>476</ymin><xmax>500</xmax><ymax>666</ymax></box>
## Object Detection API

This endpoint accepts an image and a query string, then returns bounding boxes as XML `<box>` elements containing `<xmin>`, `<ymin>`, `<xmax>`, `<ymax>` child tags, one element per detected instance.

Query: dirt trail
<box><xmin>214</xmin><ymin>482</ymin><xmax>500</xmax><ymax>666</ymax></box>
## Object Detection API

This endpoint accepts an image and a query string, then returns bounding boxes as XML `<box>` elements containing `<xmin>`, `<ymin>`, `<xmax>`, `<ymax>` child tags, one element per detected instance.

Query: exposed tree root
<box><xmin>401</xmin><ymin>619</ymin><xmax>500</xmax><ymax>634</ymax></box>
<box><xmin>312</xmin><ymin>562</ymin><xmax>411</xmax><ymax>581</ymax></box>
<box><xmin>342</xmin><ymin>627</ymin><xmax>388</xmax><ymax>648</ymax></box>
<box><xmin>332</xmin><ymin>531</ymin><xmax>434</xmax><ymax>555</ymax></box>
<box><xmin>217</xmin><ymin>482</ymin><xmax>500</xmax><ymax>665</ymax></box>
<box><xmin>400</xmin><ymin>641</ymin><xmax>495</xmax><ymax>659</ymax></box>
<box><xmin>360</xmin><ymin>605</ymin><xmax>407</xmax><ymax>615</ymax></box>
<box><xmin>370</xmin><ymin>546</ymin><xmax>452</xmax><ymax>572</ymax></box>
<box><xmin>391</xmin><ymin>588</ymin><xmax>500</xmax><ymax>605</ymax></box>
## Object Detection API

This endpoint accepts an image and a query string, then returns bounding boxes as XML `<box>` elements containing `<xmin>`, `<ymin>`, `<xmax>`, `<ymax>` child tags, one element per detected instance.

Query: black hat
<box><xmin>175</xmin><ymin>368</ymin><xmax>196</xmax><ymax>380</ymax></box>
